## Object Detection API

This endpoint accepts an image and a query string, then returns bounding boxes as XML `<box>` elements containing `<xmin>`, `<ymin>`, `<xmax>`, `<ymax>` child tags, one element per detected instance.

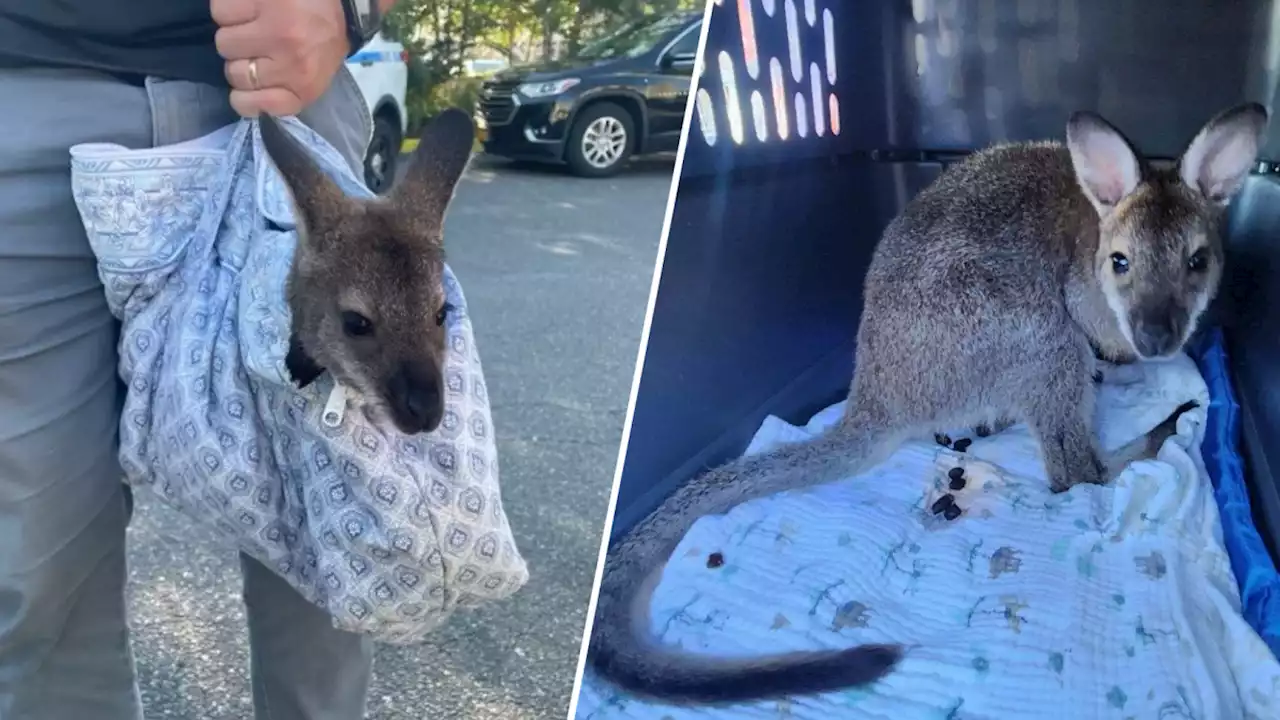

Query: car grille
<box><xmin>480</xmin><ymin>80</ymin><xmax>520</xmax><ymax>126</ymax></box>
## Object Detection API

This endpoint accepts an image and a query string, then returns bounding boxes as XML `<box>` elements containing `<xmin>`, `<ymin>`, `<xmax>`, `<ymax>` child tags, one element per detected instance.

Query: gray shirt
<box><xmin>0</xmin><ymin>1</ymin><xmax>224</xmax><ymax>86</ymax></box>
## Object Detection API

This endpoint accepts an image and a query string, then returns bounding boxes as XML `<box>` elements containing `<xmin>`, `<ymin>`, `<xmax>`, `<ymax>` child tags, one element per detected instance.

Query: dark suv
<box><xmin>477</xmin><ymin>12</ymin><xmax>702</xmax><ymax>177</ymax></box>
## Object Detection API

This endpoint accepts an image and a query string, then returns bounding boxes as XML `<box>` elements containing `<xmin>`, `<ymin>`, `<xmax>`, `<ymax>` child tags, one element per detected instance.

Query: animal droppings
<box><xmin>931</xmin><ymin>494</ymin><xmax>955</xmax><ymax>515</ymax></box>
<box><xmin>949</xmin><ymin>476</ymin><xmax>966</xmax><ymax>491</ymax></box>
<box><xmin>948</xmin><ymin>467</ymin><xmax>965</xmax><ymax>481</ymax></box>
<box><xmin>706</xmin><ymin>552</ymin><xmax>725</xmax><ymax>569</ymax></box>
<box><xmin>953</xmin><ymin>438</ymin><xmax>973</xmax><ymax>452</ymax></box>
<box><xmin>943</xmin><ymin>503</ymin><xmax>962</xmax><ymax>521</ymax></box>
<box><xmin>935</xmin><ymin>433</ymin><xmax>952</xmax><ymax>447</ymax></box>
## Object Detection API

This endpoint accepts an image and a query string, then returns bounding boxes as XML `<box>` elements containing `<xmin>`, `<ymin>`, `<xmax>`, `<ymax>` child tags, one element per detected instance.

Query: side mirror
<box><xmin>662</xmin><ymin>52</ymin><xmax>697</xmax><ymax>73</ymax></box>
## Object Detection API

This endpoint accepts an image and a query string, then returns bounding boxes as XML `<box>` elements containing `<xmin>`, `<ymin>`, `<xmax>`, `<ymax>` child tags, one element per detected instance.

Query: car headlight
<box><xmin>518</xmin><ymin>78</ymin><xmax>581</xmax><ymax>98</ymax></box>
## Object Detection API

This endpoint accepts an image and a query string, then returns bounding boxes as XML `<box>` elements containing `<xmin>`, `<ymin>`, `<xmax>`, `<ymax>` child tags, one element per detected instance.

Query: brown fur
<box><xmin>587</xmin><ymin>103</ymin><xmax>1268</xmax><ymax>705</ymax></box>
<box><xmin>258</xmin><ymin>109</ymin><xmax>474</xmax><ymax>435</ymax></box>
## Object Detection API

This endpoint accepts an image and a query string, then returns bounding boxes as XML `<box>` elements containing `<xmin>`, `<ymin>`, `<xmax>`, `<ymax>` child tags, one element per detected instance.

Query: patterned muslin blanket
<box><xmin>574</xmin><ymin>354</ymin><xmax>1280</xmax><ymax>718</ymax></box>
<box><xmin>68</xmin><ymin>117</ymin><xmax>528</xmax><ymax>644</ymax></box>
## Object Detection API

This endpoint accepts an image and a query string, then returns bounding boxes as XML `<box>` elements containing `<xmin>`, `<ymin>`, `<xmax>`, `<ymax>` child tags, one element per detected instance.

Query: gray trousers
<box><xmin>0</xmin><ymin>66</ymin><xmax>375</xmax><ymax>720</ymax></box>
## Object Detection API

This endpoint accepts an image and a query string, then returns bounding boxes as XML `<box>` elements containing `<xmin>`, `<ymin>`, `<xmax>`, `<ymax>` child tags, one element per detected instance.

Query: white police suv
<box><xmin>346</xmin><ymin>32</ymin><xmax>408</xmax><ymax>194</ymax></box>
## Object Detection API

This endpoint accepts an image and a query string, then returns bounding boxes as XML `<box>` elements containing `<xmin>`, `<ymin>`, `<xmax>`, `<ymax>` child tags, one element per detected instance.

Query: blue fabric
<box><xmin>1190</xmin><ymin>328</ymin><xmax>1280</xmax><ymax>659</ymax></box>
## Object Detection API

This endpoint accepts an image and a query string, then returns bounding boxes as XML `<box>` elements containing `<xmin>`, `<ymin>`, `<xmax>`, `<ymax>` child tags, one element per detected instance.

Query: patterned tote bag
<box><xmin>68</xmin><ymin>116</ymin><xmax>529</xmax><ymax>644</ymax></box>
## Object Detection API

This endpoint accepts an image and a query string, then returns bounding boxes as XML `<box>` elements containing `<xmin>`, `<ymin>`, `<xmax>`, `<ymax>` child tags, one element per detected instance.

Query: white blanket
<box><xmin>574</xmin><ymin>354</ymin><xmax>1280</xmax><ymax>718</ymax></box>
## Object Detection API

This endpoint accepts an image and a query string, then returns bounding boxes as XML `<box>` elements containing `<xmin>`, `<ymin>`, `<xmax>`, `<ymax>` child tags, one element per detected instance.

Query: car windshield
<box><xmin>575</xmin><ymin>15</ymin><xmax>689</xmax><ymax>60</ymax></box>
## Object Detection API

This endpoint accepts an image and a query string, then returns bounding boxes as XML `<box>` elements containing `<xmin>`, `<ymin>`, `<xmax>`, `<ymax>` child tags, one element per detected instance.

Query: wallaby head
<box><xmin>1066</xmin><ymin>103</ymin><xmax>1268</xmax><ymax>359</ymax></box>
<box><xmin>258</xmin><ymin>109</ymin><xmax>474</xmax><ymax>435</ymax></box>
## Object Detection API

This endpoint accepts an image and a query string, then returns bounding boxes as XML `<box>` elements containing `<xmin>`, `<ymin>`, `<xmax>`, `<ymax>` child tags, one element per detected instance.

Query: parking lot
<box><xmin>126</xmin><ymin>153</ymin><xmax>676</xmax><ymax>719</ymax></box>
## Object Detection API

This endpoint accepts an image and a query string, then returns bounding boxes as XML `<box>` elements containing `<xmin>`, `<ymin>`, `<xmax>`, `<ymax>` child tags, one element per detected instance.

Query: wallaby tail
<box><xmin>587</xmin><ymin>422</ymin><xmax>905</xmax><ymax>705</ymax></box>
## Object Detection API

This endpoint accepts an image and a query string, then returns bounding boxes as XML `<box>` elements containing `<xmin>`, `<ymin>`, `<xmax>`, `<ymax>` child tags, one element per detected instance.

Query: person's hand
<box><xmin>213</xmin><ymin>0</ymin><xmax>350</xmax><ymax>118</ymax></box>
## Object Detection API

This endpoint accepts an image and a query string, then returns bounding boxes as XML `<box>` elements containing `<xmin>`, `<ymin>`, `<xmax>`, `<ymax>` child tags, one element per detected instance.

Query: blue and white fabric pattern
<box><xmin>68</xmin><ymin>117</ymin><xmax>528</xmax><ymax>644</ymax></box>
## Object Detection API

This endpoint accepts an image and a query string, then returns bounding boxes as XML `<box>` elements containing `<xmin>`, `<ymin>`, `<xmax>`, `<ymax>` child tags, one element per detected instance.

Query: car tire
<box><xmin>364</xmin><ymin>113</ymin><xmax>401</xmax><ymax>194</ymax></box>
<box><xmin>565</xmin><ymin>102</ymin><xmax>635</xmax><ymax>178</ymax></box>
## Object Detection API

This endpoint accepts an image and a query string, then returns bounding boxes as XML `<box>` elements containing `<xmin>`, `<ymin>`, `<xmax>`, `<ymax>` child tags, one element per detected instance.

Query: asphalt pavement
<box><xmin>126</xmin><ymin>152</ymin><xmax>676</xmax><ymax>719</ymax></box>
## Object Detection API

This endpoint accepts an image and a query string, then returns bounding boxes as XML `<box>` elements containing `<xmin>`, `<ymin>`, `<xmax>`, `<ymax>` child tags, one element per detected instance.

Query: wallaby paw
<box><xmin>1167</xmin><ymin>400</ymin><xmax>1200</xmax><ymax>424</ymax></box>
<box><xmin>1049</xmin><ymin>473</ymin><xmax>1104</xmax><ymax>494</ymax></box>
<box><xmin>1146</xmin><ymin>400</ymin><xmax>1200</xmax><ymax>449</ymax></box>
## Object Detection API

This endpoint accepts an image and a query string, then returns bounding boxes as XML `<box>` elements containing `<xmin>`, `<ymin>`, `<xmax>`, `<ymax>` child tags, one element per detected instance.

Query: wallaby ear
<box><xmin>391</xmin><ymin>108</ymin><xmax>474</xmax><ymax>229</ymax></box>
<box><xmin>1066</xmin><ymin>111</ymin><xmax>1143</xmax><ymax>216</ymax></box>
<box><xmin>285</xmin><ymin>331</ymin><xmax>325</xmax><ymax>388</ymax></box>
<box><xmin>258</xmin><ymin>114</ymin><xmax>354</xmax><ymax>238</ymax></box>
<box><xmin>1178</xmin><ymin>102</ymin><xmax>1269</xmax><ymax>207</ymax></box>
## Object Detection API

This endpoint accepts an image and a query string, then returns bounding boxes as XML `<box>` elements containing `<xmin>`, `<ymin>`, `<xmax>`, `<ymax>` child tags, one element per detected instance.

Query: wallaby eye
<box><xmin>1110</xmin><ymin>252</ymin><xmax>1130</xmax><ymax>275</ymax></box>
<box><xmin>341</xmin><ymin>311</ymin><xmax>374</xmax><ymax>337</ymax></box>
<box><xmin>1188</xmin><ymin>249</ymin><xmax>1210</xmax><ymax>273</ymax></box>
<box><xmin>435</xmin><ymin>303</ymin><xmax>454</xmax><ymax>327</ymax></box>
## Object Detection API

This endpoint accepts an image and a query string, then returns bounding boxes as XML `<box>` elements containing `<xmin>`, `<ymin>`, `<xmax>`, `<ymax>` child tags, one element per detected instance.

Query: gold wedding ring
<box><xmin>248</xmin><ymin>59</ymin><xmax>261</xmax><ymax>91</ymax></box>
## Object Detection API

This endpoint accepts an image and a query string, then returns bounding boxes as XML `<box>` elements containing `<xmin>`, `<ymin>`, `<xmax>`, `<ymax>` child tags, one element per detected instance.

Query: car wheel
<box><xmin>364</xmin><ymin>114</ymin><xmax>401</xmax><ymax>194</ymax></box>
<box><xmin>565</xmin><ymin>102</ymin><xmax>635</xmax><ymax>178</ymax></box>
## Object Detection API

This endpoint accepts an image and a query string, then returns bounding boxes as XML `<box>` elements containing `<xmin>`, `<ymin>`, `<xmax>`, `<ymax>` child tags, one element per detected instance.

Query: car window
<box><xmin>666</xmin><ymin>24</ymin><xmax>701</xmax><ymax>57</ymax></box>
<box><xmin>576</xmin><ymin>15</ymin><xmax>692</xmax><ymax>61</ymax></box>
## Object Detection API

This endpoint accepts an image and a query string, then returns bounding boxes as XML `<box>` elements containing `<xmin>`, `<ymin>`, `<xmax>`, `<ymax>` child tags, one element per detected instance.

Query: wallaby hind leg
<box><xmin>1019</xmin><ymin>348</ymin><xmax>1106</xmax><ymax>493</ymax></box>
<box><xmin>1102</xmin><ymin>400</ymin><xmax>1200</xmax><ymax>479</ymax></box>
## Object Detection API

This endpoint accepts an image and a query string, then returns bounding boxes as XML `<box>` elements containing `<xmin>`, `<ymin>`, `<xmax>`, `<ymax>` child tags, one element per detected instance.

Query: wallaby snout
<box><xmin>386</xmin><ymin>362</ymin><xmax>444</xmax><ymax>434</ymax></box>
<box><xmin>1129</xmin><ymin>304</ymin><xmax>1182</xmax><ymax>358</ymax></box>
<box><xmin>258</xmin><ymin>109</ymin><xmax>475</xmax><ymax>435</ymax></box>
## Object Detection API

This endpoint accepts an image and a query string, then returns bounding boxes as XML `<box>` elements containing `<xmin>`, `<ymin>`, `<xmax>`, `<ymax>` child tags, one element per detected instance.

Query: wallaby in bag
<box><xmin>68</xmin><ymin>113</ymin><xmax>529</xmax><ymax>644</ymax></box>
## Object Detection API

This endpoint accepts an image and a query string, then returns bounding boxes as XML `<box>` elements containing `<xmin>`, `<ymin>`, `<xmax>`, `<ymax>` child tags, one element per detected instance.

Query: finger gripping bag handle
<box><xmin>70</xmin><ymin>116</ymin><xmax>529</xmax><ymax>644</ymax></box>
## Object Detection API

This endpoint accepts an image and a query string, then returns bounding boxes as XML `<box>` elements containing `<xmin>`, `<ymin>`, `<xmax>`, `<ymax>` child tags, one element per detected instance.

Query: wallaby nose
<box><xmin>1133</xmin><ymin>312</ymin><xmax>1179</xmax><ymax>358</ymax></box>
<box><xmin>387</xmin><ymin>364</ymin><xmax>443</xmax><ymax>434</ymax></box>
